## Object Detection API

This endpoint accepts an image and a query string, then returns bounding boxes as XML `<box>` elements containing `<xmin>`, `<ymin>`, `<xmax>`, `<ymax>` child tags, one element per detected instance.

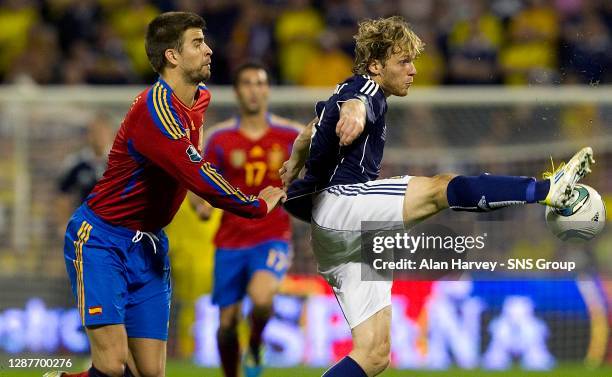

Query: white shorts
<box><xmin>311</xmin><ymin>176</ymin><xmax>412</xmax><ymax>328</ymax></box>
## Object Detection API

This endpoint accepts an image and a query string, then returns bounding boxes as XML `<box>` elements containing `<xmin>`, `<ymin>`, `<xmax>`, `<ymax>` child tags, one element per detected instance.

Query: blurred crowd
<box><xmin>1</xmin><ymin>0</ymin><xmax>611</xmax><ymax>87</ymax></box>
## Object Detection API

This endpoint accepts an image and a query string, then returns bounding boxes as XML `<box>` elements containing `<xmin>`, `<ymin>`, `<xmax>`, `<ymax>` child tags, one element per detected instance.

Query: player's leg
<box><xmin>246</xmin><ymin>272</ymin><xmax>277</xmax><ymax>363</ymax></box>
<box><xmin>86</xmin><ymin>325</ymin><xmax>131</xmax><ymax>376</ymax></box>
<box><xmin>403</xmin><ymin>173</ymin><xmax>549</xmax><ymax>225</ymax></box>
<box><xmin>47</xmin><ymin>326</ymin><xmax>130</xmax><ymax>377</ymax></box>
<box><xmin>311</xmin><ymin>182</ymin><xmax>404</xmax><ymax>376</ymax></box>
<box><xmin>212</xmin><ymin>248</ymin><xmax>250</xmax><ymax>377</ymax></box>
<box><xmin>402</xmin><ymin>174</ymin><xmax>455</xmax><ymax>226</ymax></box>
<box><xmin>244</xmin><ymin>241</ymin><xmax>290</xmax><ymax>376</ymax></box>
<box><xmin>123</xmin><ymin>230</ymin><xmax>171</xmax><ymax>377</ymax></box>
<box><xmin>127</xmin><ymin>338</ymin><xmax>166</xmax><ymax>377</ymax></box>
<box><xmin>344</xmin><ymin>307</ymin><xmax>391</xmax><ymax>376</ymax></box>
<box><xmin>217</xmin><ymin>303</ymin><xmax>242</xmax><ymax>377</ymax></box>
<box><xmin>315</xmin><ymin>259</ymin><xmax>393</xmax><ymax>377</ymax></box>
<box><xmin>402</xmin><ymin>147</ymin><xmax>594</xmax><ymax>225</ymax></box>
<box><xmin>57</xmin><ymin>206</ymin><xmax>133</xmax><ymax>377</ymax></box>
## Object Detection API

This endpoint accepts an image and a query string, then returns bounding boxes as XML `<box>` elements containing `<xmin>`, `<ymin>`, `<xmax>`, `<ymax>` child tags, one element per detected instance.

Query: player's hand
<box><xmin>336</xmin><ymin>100</ymin><xmax>366</xmax><ymax>146</ymax></box>
<box><xmin>279</xmin><ymin>159</ymin><xmax>300</xmax><ymax>190</ymax></box>
<box><xmin>258</xmin><ymin>186</ymin><xmax>287</xmax><ymax>214</ymax></box>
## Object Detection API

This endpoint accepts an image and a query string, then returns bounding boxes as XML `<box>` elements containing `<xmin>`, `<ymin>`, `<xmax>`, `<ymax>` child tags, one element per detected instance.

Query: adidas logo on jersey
<box><xmin>477</xmin><ymin>196</ymin><xmax>490</xmax><ymax>211</ymax></box>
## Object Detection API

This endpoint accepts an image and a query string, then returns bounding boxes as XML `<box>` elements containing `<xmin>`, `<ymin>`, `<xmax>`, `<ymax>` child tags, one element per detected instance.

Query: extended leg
<box><xmin>402</xmin><ymin>147</ymin><xmax>594</xmax><ymax>225</ymax></box>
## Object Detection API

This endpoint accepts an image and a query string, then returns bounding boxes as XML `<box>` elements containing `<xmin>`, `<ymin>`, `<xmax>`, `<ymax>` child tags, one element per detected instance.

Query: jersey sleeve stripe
<box><xmin>198</xmin><ymin>169</ymin><xmax>260</xmax><ymax>207</ymax></box>
<box><xmin>206</xmin><ymin>164</ymin><xmax>254</xmax><ymax>203</ymax></box>
<box><xmin>359</xmin><ymin>79</ymin><xmax>379</xmax><ymax>96</ymax></box>
<box><xmin>154</xmin><ymin>84</ymin><xmax>180</xmax><ymax>138</ymax></box>
<box><xmin>199</xmin><ymin>166</ymin><xmax>257</xmax><ymax>204</ymax></box>
<box><xmin>360</xmin><ymin>80</ymin><xmax>373</xmax><ymax>93</ymax></box>
<box><xmin>155</xmin><ymin>85</ymin><xmax>179</xmax><ymax>138</ymax></box>
<box><xmin>200</xmin><ymin>163</ymin><xmax>251</xmax><ymax>203</ymax></box>
<box><xmin>201</xmin><ymin>163</ymin><xmax>251</xmax><ymax>202</ymax></box>
<box><xmin>161</xmin><ymin>87</ymin><xmax>186</xmax><ymax>137</ymax></box>
<box><xmin>370</xmin><ymin>84</ymin><xmax>379</xmax><ymax>97</ymax></box>
<box><xmin>149</xmin><ymin>83</ymin><xmax>186</xmax><ymax>139</ymax></box>
<box><xmin>368</xmin><ymin>83</ymin><xmax>379</xmax><ymax>96</ymax></box>
<box><xmin>199</xmin><ymin>165</ymin><xmax>232</xmax><ymax>195</ymax></box>
<box><xmin>149</xmin><ymin>84</ymin><xmax>180</xmax><ymax>139</ymax></box>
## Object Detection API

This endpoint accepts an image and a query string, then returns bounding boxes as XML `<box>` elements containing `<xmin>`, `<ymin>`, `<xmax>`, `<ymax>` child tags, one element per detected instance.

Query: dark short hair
<box><xmin>145</xmin><ymin>12</ymin><xmax>206</xmax><ymax>74</ymax></box>
<box><xmin>232</xmin><ymin>61</ymin><xmax>269</xmax><ymax>87</ymax></box>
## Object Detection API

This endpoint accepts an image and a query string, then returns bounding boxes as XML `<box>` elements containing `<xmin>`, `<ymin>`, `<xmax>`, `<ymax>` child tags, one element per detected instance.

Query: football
<box><xmin>545</xmin><ymin>184</ymin><xmax>606</xmax><ymax>242</ymax></box>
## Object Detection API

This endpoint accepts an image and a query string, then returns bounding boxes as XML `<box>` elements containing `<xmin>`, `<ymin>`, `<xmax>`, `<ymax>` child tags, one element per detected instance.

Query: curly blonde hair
<box><xmin>352</xmin><ymin>16</ymin><xmax>424</xmax><ymax>75</ymax></box>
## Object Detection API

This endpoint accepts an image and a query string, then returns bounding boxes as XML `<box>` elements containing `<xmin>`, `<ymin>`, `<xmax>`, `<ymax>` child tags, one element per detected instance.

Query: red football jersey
<box><xmin>87</xmin><ymin>78</ymin><xmax>267</xmax><ymax>231</ymax></box>
<box><xmin>204</xmin><ymin>115</ymin><xmax>300</xmax><ymax>248</ymax></box>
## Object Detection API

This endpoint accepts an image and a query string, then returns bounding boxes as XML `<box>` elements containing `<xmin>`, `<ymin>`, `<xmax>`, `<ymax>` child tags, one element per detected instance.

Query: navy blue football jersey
<box><xmin>285</xmin><ymin>74</ymin><xmax>388</xmax><ymax>222</ymax></box>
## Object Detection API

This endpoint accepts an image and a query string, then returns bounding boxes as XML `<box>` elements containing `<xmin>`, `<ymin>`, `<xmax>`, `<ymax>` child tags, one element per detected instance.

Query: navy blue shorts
<box><xmin>63</xmin><ymin>204</ymin><xmax>171</xmax><ymax>340</ymax></box>
<box><xmin>212</xmin><ymin>240</ymin><xmax>290</xmax><ymax>308</ymax></box>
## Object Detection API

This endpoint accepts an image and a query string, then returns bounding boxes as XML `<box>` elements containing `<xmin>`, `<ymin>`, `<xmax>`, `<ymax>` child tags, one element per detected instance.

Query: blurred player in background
<box><xmin>281</xmin><ymin>16</ymin><xmax>594</xmax><ymax>377</ymax></box>
<box><xmin>56</xmin><ymin>113</ymin><xmax>113</xmax><ymax>233</ymax></box>
<box><xmin>47</xmin><ymin>12</ymin><xmax>285</xmax><ymax>377</ymax></box>
<box><xmin>195</xmin><ymin>62</ymin><xmax>302</xmax><ymax>377</ymax></box>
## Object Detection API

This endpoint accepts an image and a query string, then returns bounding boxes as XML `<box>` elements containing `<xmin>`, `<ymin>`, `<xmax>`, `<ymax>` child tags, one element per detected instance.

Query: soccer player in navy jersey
<box><xmin>46</xmin><ymin>12</ymin><xmax>285</xmax><ymax>377</ymax></box>
<box><xmin>280</xmin><ymin>16</ymin><xmax>593</xmax><ymax>377</ymax></box>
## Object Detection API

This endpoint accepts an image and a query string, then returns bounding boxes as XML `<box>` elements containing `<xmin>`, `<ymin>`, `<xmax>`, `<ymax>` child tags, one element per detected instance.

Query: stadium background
<box><xmin>0</xmin><ymin>0</ymin><xmax>611</xmax><ymax>376</ymax></box>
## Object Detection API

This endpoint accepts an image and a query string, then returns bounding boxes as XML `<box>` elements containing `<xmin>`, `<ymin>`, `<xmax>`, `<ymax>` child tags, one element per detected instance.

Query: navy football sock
<box><xmin>322</xmin><ymin>356</ymin><xmax>367</xmax><ymax>377</ymax></box>
<box><xmin>447</xmin><ymin>174</ymin><xmax>550</xmax><ymax>212</ymax></box>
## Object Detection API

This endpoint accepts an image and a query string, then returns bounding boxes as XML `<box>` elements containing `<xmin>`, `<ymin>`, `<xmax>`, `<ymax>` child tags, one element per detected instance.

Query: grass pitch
<box><xmin>2</xmin><ymin>359</ymin><xmax>612</xmax><ymax>377</ymax></box>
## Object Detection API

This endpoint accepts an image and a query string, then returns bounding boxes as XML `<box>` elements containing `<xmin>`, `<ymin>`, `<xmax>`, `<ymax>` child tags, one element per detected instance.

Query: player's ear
<box><xmin>164</xmin><ymin>48</ymin><xmax>179</xmax><ymax>66</ymax></box>
<box><xmin>368</xmin><ymin>59</ymin><xmax>382</xmax><ymax>75</ymax></box>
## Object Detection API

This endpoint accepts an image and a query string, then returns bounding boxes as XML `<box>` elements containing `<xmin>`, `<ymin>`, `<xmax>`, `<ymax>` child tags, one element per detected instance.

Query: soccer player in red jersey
<box><xmin>47</xmin><ymin>12</ymin><xmax>285</xmax><ymax>377</ymax></box>
<box><xmin>196</xmin><ymin>62</ymin><xmax>302</xmax><ymax>377</ymax></box>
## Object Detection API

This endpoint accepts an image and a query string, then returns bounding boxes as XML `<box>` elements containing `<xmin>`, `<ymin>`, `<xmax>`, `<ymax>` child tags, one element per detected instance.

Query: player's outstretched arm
<box><xmin>258</xmin><ymin>186</ymin><xmax>287</xmax><ymax>214</ymax></box>
<box><xmin>280</xmin><ymin>117</ymin><xmax>316</xmax><ymax>189</ymax></box>
<box><xmin>336</xmin><ymin>98</ymin><xmax>366</xmax><ymax>146</ymax></box>
<box><xmin>133</xmin><ymin>125</ymin><xmax>269</xmax><ymax>218</ymax></box>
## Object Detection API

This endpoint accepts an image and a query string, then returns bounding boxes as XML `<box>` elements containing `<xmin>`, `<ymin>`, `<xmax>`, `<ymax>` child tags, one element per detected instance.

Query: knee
<box><xmin>367</xmin><ymin>340</ymin><xmax>391</xmax><ymax>374</ymax></box>
<box><xmin>218</xmin><ymin>310</ymin><xmax>239</xmax><ymax>331</ymax></box>
<box><xmin>355</xmin><ymin>338</ymin><xmax>391</xmax><ymax>375</ymax></box>
<box><xmin>92</xmin><ymin>346</ymin><xmax>129</xmax><ymax>377</ymax></box>
<box><xmin>250</xmin><ymin>287</ymin><xmax>277</xmax><ymax>310</ymax></box>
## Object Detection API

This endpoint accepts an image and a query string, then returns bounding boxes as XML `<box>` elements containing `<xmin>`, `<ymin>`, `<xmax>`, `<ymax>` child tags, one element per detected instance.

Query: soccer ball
<box><xmin>545</xmin><ymin>184</ymin><xmax>606</xmax><ymax>242</ymax></box>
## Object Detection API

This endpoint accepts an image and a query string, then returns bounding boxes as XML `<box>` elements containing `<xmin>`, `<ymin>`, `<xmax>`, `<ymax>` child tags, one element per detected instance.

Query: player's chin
<box><xmin>244</xmin><ymin>106</ymin><xmax>261</xmax><ymax>115</ymax></box>
<box><xmin>194</xmin><ymin>70</ymin><xmax>211</xmax><ymax>83</ymax></box>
